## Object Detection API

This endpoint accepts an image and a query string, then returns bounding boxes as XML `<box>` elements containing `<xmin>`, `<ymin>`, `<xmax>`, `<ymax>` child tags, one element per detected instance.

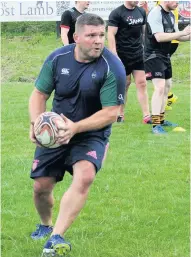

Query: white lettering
<box><xmin>128</xmin><ymin>18</ymin><xmax>143</xmax><ymax>25</ymax></box>
<box><xmin>61</xmin><ymin>68</ymin><xmax>70</xmax><ymax>75</ymax></box>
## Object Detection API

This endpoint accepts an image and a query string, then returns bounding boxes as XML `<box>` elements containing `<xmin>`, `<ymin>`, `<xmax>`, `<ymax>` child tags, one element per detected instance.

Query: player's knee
<box><xmin>155</xmin><ymin>85</ymin><xmax>165</xmax><ymax>96</ymax></box>
<box><xmin>136</xmin><ymin>80</ymin><xmax>146</xmax><ymax>89</ymax></box>
<box><xmin>165</xmin><ymin>80</ymin><xmax>171</xmax><ymax>90</ymax></box>
<box><xmin>33</xmin><ymin>178</ymin><xmax>54</xmax><ymax>195</ymax></box>
<box><xmin>79</xmin><ymin>170</ymin><xmax>95</xmax><ymax>189</ymax></box>
<box><xmin>73</xmin><ymin>163</ymin><xmax>96</xmax><ymax>192</ymax></box>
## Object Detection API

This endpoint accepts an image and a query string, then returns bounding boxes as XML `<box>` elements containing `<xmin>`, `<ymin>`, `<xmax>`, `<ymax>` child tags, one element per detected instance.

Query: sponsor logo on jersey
<box><xmin>61</xmin><ymin>68</ymin><xmax>70</xmax><ymax>75</ymax></box>
<box><xmin>126</xmin><ymin>16</ymin><xmax>144</xmax><ymax>25</ymax></box>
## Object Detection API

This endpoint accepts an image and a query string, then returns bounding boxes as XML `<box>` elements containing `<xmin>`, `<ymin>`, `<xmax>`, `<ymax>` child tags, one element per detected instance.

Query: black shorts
<box><xmin>170</xmin><ymin>43</ymin><xmax>179</xmax><ymax>56</ymax></box>
<box><xmin>118</xmin><ymin>54</ymin><xmax>145</xmax><ymax>76</ymax></box>
<box><xmin>30</xmin><ymin>137</ymin><xmax>109</xmax><ymax>182</ymax></box>
<box><xmin>145</xmin><ymin>57</ymin><xmax>172</xmax><ymax>80</ymax></box>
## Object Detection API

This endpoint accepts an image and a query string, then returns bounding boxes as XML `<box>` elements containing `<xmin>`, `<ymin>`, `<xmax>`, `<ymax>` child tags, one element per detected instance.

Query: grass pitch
<box><xmin>1</xmin><ymin>34</ymin><xmax>190</xmax><ymax>257</ymax></box>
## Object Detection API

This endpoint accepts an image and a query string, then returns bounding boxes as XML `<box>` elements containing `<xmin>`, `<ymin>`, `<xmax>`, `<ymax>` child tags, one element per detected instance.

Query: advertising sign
<box><xmin>0</xmin><ymin>1</ymin><xmax>190</xmax><ymax>23</ymax></box>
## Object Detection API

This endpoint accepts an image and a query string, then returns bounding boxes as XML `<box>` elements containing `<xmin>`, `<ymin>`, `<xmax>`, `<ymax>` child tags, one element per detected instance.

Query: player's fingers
<box><xmin>35</xmin><ymin>142</ymin><xmax>43</xmax><ymax>147</ymax></box>
<box><xmin>56</xmin><ymin>122</ymin><xmax>67</xmax><ymax>130</ymax></box>
<box><xmin>56</xmin><ymin>132</ymin><xmax>71</xmax><ymax>143</ymax></box>
<box><xmin>29</xmin><ymin>131</ymin><xmax>42</xmax><ymax>147</ymax></box>
<box><xmin>56</xmin><ymin>136</ymin><xmax>70</xmax><ymax>143</ymax></box>
<box><xmin>57</xmin><ymin>130</ymin><xmax>69</xmax><ymax>138</ymax></box>
<box><xmin>30</xmin><ymin>136</ymin><xmax>42</xmax><ymax>147</ymax></box>
<box><xmin>56</xmin><ymin>138</ymin><xmax>70</xmax><ymax>145</ymax></box>
<box><xmin>60</xmin><ymin>113</ymin><xmax>69</xmax><ymax>123</ymax></box>
<box><xmin>30</xmin><ymin>138</ymin><xmax>36</xmax><ymax>143</ymax></box>
<box><xmin>30</xmin><ymin>132</ymin><xmax>36</xmax><ymax>142</ymax></box>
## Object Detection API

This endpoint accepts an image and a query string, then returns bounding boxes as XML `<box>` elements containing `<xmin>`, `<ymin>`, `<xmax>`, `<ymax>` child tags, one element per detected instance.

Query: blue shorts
<box><xmin>30</xmin><ymin>137</ymin><xmax>109</xmax><ymax>182</ymax></box>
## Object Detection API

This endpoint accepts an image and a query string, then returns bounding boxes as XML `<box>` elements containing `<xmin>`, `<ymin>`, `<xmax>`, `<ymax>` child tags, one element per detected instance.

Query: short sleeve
<box><xmin>174</xmin><ymin>23</ymin><xmax>179</xmax><ymax>32</ymax></box>
<box><xmin>147</xmin><ymin>9</ymin><xmax>164</xmax><ymax>34</ymax></box>
<box><xmin>108</xmin><ymin>9</ymin><xmax>120</xmax><ymax>27</ymax></box>
<box><xmin>35</xmin><ymin>60</ymin><xmax>54</xmax><ymax>95</ymax></box>
<box><xmin>100</xmin><ymin>58</ymin><xmax>126</xmax><ymax>107</ymax></box>
<box><xmin>60</xmin><ymin>10</ymin><xmax>72</xmax><ymax>28</ymax></box>
<box><xmin>142</xmin><ymin>8</ymin><xmax>147</xmax><ymax>25</ymax></box>
<box><xmin>139</xmin><ymin>7</ymin><xmax>147</xmax><ymax>25</ymax></box>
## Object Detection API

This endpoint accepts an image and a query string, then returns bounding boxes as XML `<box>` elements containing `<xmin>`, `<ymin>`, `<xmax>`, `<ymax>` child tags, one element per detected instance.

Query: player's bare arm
<box><xmin>107</xmin><ymin>26</ymin><xmax>118</xmax><ymax>56</ymax></box>
<box><xmin>176</xmin><ymin>25</ymin><xmax>191</xmax><ymax>41</ymax></box>
<box><xmin>29</xmin><ymin>88</ymin><xmax>50</xmax><ymax>123</ymax></box>
<box><xmin>29</xmin><ymin>88</ymin><xmax>50</xmax><ymax>143</ymax></box>
<box><xmin>61</xmin><ymin>27</ymin><xmax>69</xmax><ymax>45</ymax></box>
<box><xmin>154</xmin><ymin>27</ymin><xmax>190</xmax><ymax>42</ymax></box>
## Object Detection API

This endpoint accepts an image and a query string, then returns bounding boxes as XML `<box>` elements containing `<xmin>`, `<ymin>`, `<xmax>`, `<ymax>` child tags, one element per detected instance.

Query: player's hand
<box><xmin>56</xmin><ymin>114</ymin><xmax>78</xmax><ymax>145</ymax></box>
<box><xmin>138</xmin><ymin>1</ymin><xmax>146</xmax><ymax>8</ymax></box>
<box><xmin>29</xmin><ymin>124</ymin><xmax>42</xmax><ymax>147</ymax></box>
<box><xmin>182</xmin><ymin>25</ymin><xmax>191</xmax><ymax>36</ymax></box>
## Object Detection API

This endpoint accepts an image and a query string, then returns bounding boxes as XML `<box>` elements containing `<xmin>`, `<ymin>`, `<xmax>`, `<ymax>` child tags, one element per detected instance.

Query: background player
<box><xmin>60</xmin><ymin>1</ymin><xmax>90</xmax><ymax>45</ymax></box>
<box><xmin>108</xmin><ymin>1</ymin><xmax>151</xmax><ymax>124</ymax></box>
<box><xmin>144</xmin><ymin>1</ymin><xmax>190</xmax><ymax>134</ymax></box>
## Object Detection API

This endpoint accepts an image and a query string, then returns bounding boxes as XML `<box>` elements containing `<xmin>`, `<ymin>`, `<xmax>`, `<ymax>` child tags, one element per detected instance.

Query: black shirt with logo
<box><xmin>60</xmin><ymin>7</ymin><xmax>84</xmax><ymax>44</ymax></box>
<box><xmin>108</xmin><ymin>5</ymin><xmax>146</xmax><ymax>61</ymax></box>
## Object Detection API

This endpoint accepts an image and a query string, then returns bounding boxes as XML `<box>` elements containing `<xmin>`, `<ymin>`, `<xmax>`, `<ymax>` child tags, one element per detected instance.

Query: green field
<box><xmin>1</xmin><ymin>33</ymin><xmax>190</xmax><ymax>257</ymax></box>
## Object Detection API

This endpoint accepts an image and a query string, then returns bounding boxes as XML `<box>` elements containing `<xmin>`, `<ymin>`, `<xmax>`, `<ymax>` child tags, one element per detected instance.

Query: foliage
<box><xmin>1</xmin><ymin>21</ymin><xmax>58</xmax><ymax>35</ymax></box>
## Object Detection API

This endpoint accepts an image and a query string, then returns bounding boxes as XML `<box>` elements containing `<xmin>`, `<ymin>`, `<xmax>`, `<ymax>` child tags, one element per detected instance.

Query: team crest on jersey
<box><xmin>91</xmin><ymin>71</ymin><xmax>97</xmax><ymax>79</ymax></box>
<box><xmin>61</xmin><ymin>68</ymin><xmax>70</xmax><ymax>75</ymax></box>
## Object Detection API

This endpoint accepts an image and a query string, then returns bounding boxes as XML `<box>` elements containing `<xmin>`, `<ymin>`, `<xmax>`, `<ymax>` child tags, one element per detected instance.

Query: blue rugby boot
<box><xmin>31</xmin><ymin>224</ymin><xmax>53</xmax><ymax>240</ymax></box>
<box><xmin>42</xmin><ymin>234</ymin><xmax>71</xmax><ymax>257</ymax></box>
<box><xmin>152</xmin><ymin>125</ymin><xmax>167</xmax><ymax>134</ymax></box>
<box><xmin>162</xmin><ymin>120</ymin><xmax>178</xmax><ymax>127</ymax></box>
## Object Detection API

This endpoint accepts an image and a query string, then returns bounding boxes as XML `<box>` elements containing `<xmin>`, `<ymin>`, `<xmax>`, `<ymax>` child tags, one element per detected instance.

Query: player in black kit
<box><xmin>60</xmin><ymin>1</ymin><xmax>90</xmax><ymax>45</ymax></box>
<box><xmin>144</xmin><ymin>1</ymin><xmax>190</xmax><ymax>134</ymax></box>
<box><xmin>108</xmin><ymin>1</ymin><xmax>151</xmax><ymax>124</ymax></box>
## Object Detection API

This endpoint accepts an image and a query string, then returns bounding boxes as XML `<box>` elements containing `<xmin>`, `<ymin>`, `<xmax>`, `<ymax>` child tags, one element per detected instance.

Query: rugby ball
<box><xmin>34</xmin><ymin>112</ymin><xmax>64</xmax><ymax>148</ymax></box>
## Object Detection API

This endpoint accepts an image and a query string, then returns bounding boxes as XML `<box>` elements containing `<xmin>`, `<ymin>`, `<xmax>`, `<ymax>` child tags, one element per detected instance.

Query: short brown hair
<box><xmin>75</xmin><ymin>13</ymin><xmax>105</xmax><ymax>32</ymax></box>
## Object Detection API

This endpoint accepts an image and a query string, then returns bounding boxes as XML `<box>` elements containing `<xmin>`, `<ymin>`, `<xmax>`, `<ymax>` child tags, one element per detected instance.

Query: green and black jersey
<box><xmin>35</xmin><ymin>44</ymin><xmax>126</xmax><ymax>140</ymax></box>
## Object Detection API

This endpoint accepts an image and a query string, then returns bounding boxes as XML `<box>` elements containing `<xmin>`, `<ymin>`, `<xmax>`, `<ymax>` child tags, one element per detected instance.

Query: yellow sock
<box><xmin>152</xmin><ymin>115</ymin><xmax>161</xmax><ymax>127</ymax></box>
<box><xmin>160</xmin><ymin>112</ymin><xmax>165</xmax><ymax>124</ymax></box>
<box><xmin>168</xmin><ymin>92</ymin><xmax>173</xmax><ymax>99</ymax></box>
